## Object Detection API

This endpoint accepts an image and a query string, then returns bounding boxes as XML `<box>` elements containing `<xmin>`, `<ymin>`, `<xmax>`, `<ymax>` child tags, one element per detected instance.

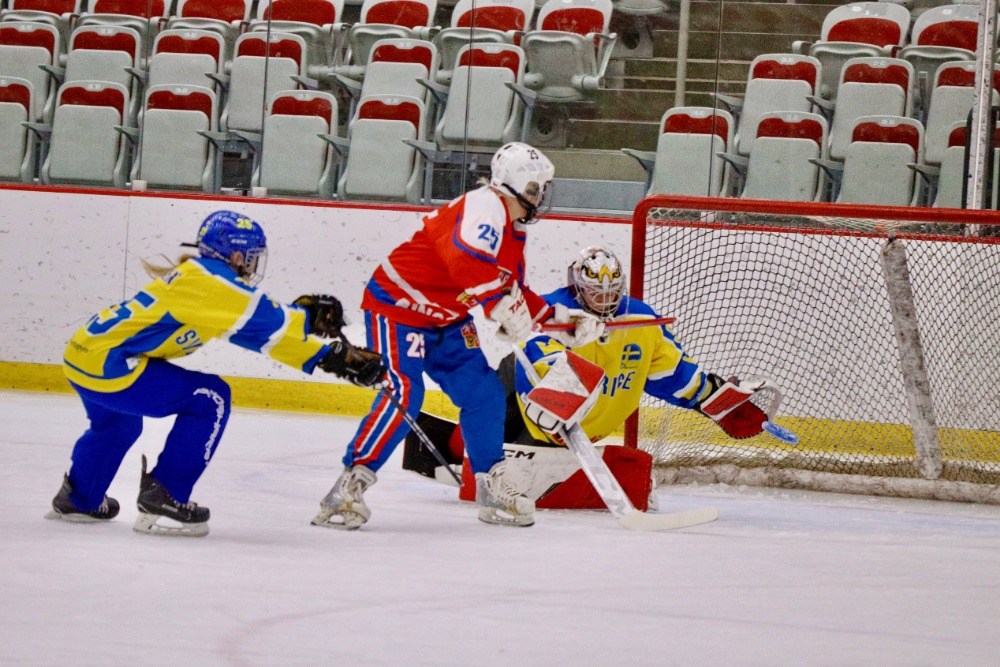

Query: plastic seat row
<box><xmin>622</xmin><ymin>104</ymin><xmax>988</xmax><ymax>208</ymax></box>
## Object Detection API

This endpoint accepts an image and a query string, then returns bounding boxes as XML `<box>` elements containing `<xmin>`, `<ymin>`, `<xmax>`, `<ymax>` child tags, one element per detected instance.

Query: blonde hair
<box><xmin>141</xmin><ymin>253</ymin><xmax>197</xmax><ymax>279</ymax></box>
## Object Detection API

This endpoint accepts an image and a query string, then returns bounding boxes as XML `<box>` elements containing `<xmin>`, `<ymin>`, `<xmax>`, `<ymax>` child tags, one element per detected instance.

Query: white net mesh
<box><xmin>632</xmin><ymin>198</ymin><xmax>1000</xmax><ymax>502</ymax></box>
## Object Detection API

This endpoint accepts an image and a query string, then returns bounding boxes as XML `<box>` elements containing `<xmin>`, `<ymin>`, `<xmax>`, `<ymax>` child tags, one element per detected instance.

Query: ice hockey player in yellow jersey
<box><xmin>49</xmin><ymin>211</ymin><xmax>385</xmax><ymax>536</ymax></box>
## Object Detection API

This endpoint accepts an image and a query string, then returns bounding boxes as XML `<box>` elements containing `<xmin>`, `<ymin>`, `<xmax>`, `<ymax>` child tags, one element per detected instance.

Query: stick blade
<box><xmin>617</xmin><ymin>505</ymin><xmax>719</xmax><ymax>531</ymax></box>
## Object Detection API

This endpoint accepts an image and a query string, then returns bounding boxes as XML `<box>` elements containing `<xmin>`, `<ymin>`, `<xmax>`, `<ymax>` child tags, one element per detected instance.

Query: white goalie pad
<box><xmin>523</xmin><ymin>350</ymin><xmax>606</xmax><ymax>433</ymax></box>
<box><xmin>498</xmin><ymin>443</ymin><xmax>600</xmax><ymax>501</ymax></box>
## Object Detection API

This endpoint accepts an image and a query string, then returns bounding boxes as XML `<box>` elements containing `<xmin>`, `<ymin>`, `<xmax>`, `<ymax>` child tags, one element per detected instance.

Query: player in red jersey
<box><xmin>311</xmin><ymin>143</ymin><xmax>603</xmax><ymax>529</ymax></box>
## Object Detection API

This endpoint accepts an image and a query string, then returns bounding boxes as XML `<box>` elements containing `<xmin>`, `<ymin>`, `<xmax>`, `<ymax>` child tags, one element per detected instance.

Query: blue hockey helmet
<box><xmin>187</xmin><ymin>211</ymin><xmax>268</xmax><ymax>285</ymax></box>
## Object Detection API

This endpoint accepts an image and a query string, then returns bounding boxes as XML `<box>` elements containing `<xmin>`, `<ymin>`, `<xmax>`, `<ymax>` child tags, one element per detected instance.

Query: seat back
<box><xmin>736</xmin><ymin>53</ymin><xmax>821</xmax><ymax>156</ymax></box>
<box><xmin>828</xmin><ymin>57</ymin><xmax>912</xmax><ymax>160</ymax></box>
<box><xmin>933</xmin><ymin>122</ymin><xmax>1000</xmax><ymax>208</ymax></box>
<box><xmin>534</xmin><ymin>0</ymin><xmax>611</xmax><ymax>34</ymax></box>
<box><xmin>76</xmin><ymin>0</ymin><xmax>168</xmax><ymax>49</ymax></box>
<box><xmin>361</xmin><ymin>38</ymin><xmax>437</xmax><ymax>104</ymax></box>
<box><xmin>257</xmin><ymin>90</ymin><xmax>338</xmax><ymax>197</ymax></box>
<box><xmin>808</xmin><ymin>2</ymin><xmax>909</xmax><ymax>100</ymax></box>
<box><xmin>252</xmin><ymin>0</ymin><xmax>345</xmax><ymax>67</ymax></box>
<box><xmin>0</xmin><ymin>21</ymin><xmax>60</xmax><ymax>121</ymax></box>
<box><xmin>648</xmin><ymin>106</ymin><xmax>733</xmax><ymax>197</ymax></box>
<box><xmin>1</xmin><ymin>0</ymin><xmax>80</xmax><ymax>45</ymax></box>
<box><xmin>64</xmin><ymin>24</ymin><xmax>140</xmax><ymax>91</ymax></box>
<box><xmin>819</xmin><ymin>1</ymin><xmax>909</xmax><ymax>46</ymax></box>
<box><xmin>136</xmin><ymin>84</ymin><xmax>216</xmax><ymax>190</ymax></box>
<box><xmin>340</xmin><ymin>94</ymin><xmax>424</xmax><ymax>202</ymax></box>
<box><xmin>346</xmin><ymin>0</ymin><xmax>437</xmax><ymax>71</ymax></box>
<box><xmin>167</xmin><ymin>0</ymin><xmax>252</xmax><ymax>57</ymax></box>
<box><xmin>44</xmin><ymin>80</ymin><xmax>130</xmax><ymax>187</ymax></box>
<box><xmin>839</xmin><ymin>115</ymin><xmax>923</xmax><ymax>206</ymax></box>
<box><xmin>924</xmin><ymin>61</ymin><xmax>1000</xmax><ymax>165</ymax></box>
<box><xmin>148</xmin><ymin>28</ymin><xmax>225</xmax><ymax>88</ymax></box>
<box><xmin>434</xmin><ymin>0</ymin><xmax>533</xmax><ymax>83</ymax></box>
<box><xmin>224</xmin><ymin>31</ymin><xmax>306</xmax><ymax>133</ymax></box>
<box><xmin>438</xmin><ymin>42</ymin><xmax>525</xmax><ymax>147</ymax></box>
<box><xmin>910</xmin><ymin>4</ymin><xmax>979</xmax><ymax>51</ymax></box>
<box><xmin>0</xmin><ymin>76</ymin><xmax>35</xmax><ymax>182</ymax></box>
<box><xmin>742</xmin><ymin>111</ymin><xmax>827</xmax><ymax>201</ymax></box>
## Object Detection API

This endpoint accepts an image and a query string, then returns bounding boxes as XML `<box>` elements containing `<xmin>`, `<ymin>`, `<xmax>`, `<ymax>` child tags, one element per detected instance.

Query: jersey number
<box><xmin>477</xmin><ymin>224</ymin><xmax>500</xmax><ymax>251</ymax></box>
<box><xmin>86</xmin><ymin>292</ymin><xmax>155</xmax><ymax>335</ymax></box>
<box><xmin>405</xmin><ymin>332</ymin><xmax>425</xmax><ymax>358</ymax></box>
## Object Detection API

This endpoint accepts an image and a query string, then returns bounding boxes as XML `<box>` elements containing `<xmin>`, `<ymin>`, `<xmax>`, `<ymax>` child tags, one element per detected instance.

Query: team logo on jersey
<box><xmin>457</xmin><ymin>291</ymin><xmax>478</xmax><ymax>307</ymax></box>
<box><xmin>461</xmin><ymin>322</ymin><xmax>480</xmax><ymax>349</ymax></box>
<box><xmin>621</xmin><ymin>344</ymin><xmax>642</xmax><ymax>370</ymax></box>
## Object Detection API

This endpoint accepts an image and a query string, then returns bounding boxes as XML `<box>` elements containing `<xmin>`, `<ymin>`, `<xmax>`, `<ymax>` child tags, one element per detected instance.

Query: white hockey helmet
<box><xmin>568</xmin><ymin>246</ymin><xmax>626</xmax><ymax>319</ymax></box>
<box><xmin>489</xmin><ymin>142</ymin><xmax>555</xmax><ymax>223</ymax></box>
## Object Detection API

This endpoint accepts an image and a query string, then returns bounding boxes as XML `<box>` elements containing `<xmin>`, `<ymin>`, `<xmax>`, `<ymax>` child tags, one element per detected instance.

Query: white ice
<box><xmin>2</xmin><ymin>389</ymin><xmax>1000</xmax><ymax>666</ymax></box>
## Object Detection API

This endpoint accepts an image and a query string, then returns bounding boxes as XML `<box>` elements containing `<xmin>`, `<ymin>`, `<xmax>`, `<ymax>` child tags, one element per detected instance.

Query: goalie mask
<box><xmin>185</xmin><ymin>211</ymin><xmax>268</xmax><ymax>286</ymax></box>
<box><xmin>568</xmin><ymin>246</ymin><xmax>625</xmax><ymax>319</ymax></box>
<box><xmin>490</xmin><ymin>142</ymin><xmax>555</xmax><ymax>224</ymax></box>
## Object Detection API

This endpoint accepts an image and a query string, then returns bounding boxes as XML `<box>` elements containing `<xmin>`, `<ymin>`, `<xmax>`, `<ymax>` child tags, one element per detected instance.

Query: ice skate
<box><xmin>476</xmin><ymin>459</ymin><xmax>535</xmax><ymax>527</ymax></box>
<box><xmin>45</xmin><ymin>473</ymin><xmax>120</xmax><ymax>522</ymax></box>
<box><xmin>311</xmin><ymin>465</ymin><xmax>377</xmax><ymax>530</ymax></box>
<box><xmin>133</xmin><ymin>455</ymin><xmax>210</xmax><ymax>537</ymax></box>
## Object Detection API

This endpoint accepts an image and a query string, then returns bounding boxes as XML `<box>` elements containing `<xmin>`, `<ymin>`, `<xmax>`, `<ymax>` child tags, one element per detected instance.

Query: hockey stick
<box><xmin>510</xmin><ymin>344</ymin><xmax>718</xmax><ymax>531</ymax></box>
<box><xmin>537</xmin><ymin>315</ymin><xmax>676</xmax><ymax>333</ymax></box>
<box><xmin>375</xmin><ymin>381</ymin><xmax>463</xmax><ymax>486</ymax></box>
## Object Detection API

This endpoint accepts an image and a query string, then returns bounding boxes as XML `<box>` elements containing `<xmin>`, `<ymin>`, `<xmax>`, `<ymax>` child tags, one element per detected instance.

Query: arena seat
<box><xmin>791</xmin><ymin>1</ymin><xmax>910</xmax><ymax>101</ymax></box>
<box><xmin>253</xmin><ymin>90</ymin><xmax>340</xmax><ymax>198</ymax></box>
<box><xmin>133</xmin><ymin>84</ymin><xmax>217</xmax><ymax>192</ymax></box>
<box><xmin>923</xmin><ymin>61</ymin><xmax>1000</xmax><ymax>167</ymax></box>
<box><xmin>166</xmin><ymin>0</ymin><xmax>253</xmax><ymax>59</ymax></box>
<box><xmin>834</xmin><ymin>115</ymin><xmax>924</xmax><ymax>206</ymax></box>
<box><xmin>55</xmin><ymin>24</ymin><xmax>143</xmax><ymax>123</ymax></box>
<box><xmin>0</xmin><ymin>76</ymin><xmax>36</xmax><ymax>183</ymax></box>
<box><xmin>222</xmin><ymin>31</ymin><xmax>307</xmax><ymax>135</ymax></box>
<box><xmin>520</xmin><ymin>0</ymin><xmax>617</xmax><ymax>103</ymax></box>
<box><xmin>337</xmin><ymin>94</ymin><xmax>425</xmax><ymax>202</ymax></box>
<box><xmin>75</xmin><ymin>0</ymin><xmax>169</xmax><ymax>56</ymax></box>
<box><xmin>824</xmin><ymin>56</ymin><xmax>913</xmax><ymax>161</ymax></box>
<box><xmin>0</xmin><ymin>21</ymin><xmax>60</xmax><ymax>121</ymax></box>
<box><xmin>40</xmin><ymin>79</ymin><xmax>131</xmax><ymax>187</ymax></box>
<box><xmin>0</xmin><ymin>0</ymin><xmax>80</xmax><ymax>46</ymax></box>
<box><xmin>725</xmin><ymin>111</ymin><xmax>828</xmax><ymax>201</ymax></box>
<box><xmin>931</xmin><ymin>122</ymin><xmax>1000</xmax><ymax>208</ymax></box>
<box><xmin>898</xmin><ymin>4</ymin><xmax>980</xmax><ymax>119</ymax></box>
<box><xmin>622</xmin><ymin>106</ymin><xmax>733</xmax><ymax>197</ymax></box>
<box><xmin>146</xmin><ymin>28</ymin><xmax>226</xmax><ymax>90</ymax></box>
<box><xmin>717</xmin><ymin>53</ymin><xmax>822</xmax><ymax>158</ymax></box>
<box><xmin>332</xmin><ymin>37</ymin><xmax>438</xmax><ymax>125</ymax></box>
<box><xmin>343</xmin><ymin>0</ymin><xmax>438</xmax><ymax>78</ymax></box>
<box><xmin>248</xmin><ymin>0</ymin><xmax>345</xmax><ymax>71</ymax></box>
<box><xmin>433</xmin><ymin>0</ymin><xmax>534</xmax><ymax>85</ymax></box>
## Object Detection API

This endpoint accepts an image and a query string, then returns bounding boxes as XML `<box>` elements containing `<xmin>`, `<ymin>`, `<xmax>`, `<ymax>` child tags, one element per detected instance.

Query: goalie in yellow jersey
<box><xmin>48</xmin><ymin>211</ymin><xmax>386</xmax><ymax>536</ymax></box>
<box><xmin>403</xmin><ymin>245</ymin><xmax>783</xmax><ymax>509</ymax></box>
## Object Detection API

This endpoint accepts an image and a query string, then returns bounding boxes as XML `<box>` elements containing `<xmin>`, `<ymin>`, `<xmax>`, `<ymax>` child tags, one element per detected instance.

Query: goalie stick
<box><xmin>537</xmin><ymin>315</ymin><xmax>676</xmax><ymax>333</ymax></box>
<box><xmin>511</xmin><ymin>344</ymin><xmax>719</xmax><ymax>532</ymax></box>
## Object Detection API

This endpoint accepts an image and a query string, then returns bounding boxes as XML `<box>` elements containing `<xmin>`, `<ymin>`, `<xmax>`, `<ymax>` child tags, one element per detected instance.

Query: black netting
<box><xmin>638</xmin><ymin>209</ymin><xmax>1000</xmax><ymax>486</ymax></box>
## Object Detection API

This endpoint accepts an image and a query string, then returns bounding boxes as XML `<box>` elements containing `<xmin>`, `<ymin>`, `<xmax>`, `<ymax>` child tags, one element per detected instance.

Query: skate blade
<box><xmin>477</xmin><ymin>507</ymin><xmax>535</xmax><ymax>527</ymax></box>
<box><xmin>310</xmin><ymin>506</ymin><xmax>366</xmax><ymax>530</ymax></box>
<box><xmin>44</xmin><ymin>509</ymin><xmax>108</xmax><ymax>523</ymax></box>
<box><xmin>133</xmin><ymin>512</ymin><xmax>209</xmax><ymax>537</ymax></box>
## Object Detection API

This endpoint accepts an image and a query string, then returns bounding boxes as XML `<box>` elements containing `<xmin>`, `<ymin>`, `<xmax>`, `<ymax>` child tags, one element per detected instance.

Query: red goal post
<box><xmin>627</xmin><ymin>195</ymin><xmax>1000</xmax><ymax>503</ymax></box>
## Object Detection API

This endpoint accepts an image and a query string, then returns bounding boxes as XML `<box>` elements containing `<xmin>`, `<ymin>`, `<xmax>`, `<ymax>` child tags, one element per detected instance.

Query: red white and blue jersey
<box><xmin>361</xmin><ymin>186</ymin><xmax>550</xmax><ymax>328</ymax></box>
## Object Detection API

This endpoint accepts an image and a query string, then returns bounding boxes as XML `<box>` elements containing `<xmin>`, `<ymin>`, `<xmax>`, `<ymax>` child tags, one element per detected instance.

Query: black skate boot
<box><xmin>134</xmin><ymin>455</ymin><xmax>210</xmax><ymax>537</ymax></box>
<box><xmin>45</xmin><ymin>473</ymin><xmax>120</xmax><ymax>522</ymax></box>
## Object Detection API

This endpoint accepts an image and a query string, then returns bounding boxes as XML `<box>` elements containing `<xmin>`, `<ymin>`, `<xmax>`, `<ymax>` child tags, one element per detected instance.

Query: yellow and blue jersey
<box><xmin>64</xmin><ymin>257</ymin><xmax>329</xmax><ymax>393</ymax></box>
<box><xmin>516</xmin><ymin>288</ymin><xmax>714</xmax><ymax>444</ymax></box>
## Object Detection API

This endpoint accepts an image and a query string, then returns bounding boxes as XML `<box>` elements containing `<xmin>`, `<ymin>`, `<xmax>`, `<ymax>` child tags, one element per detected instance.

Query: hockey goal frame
<box><xmin>626</xmin><ymin>195</ymin><xmax>1000</xmax><ymax>504</ymax></box>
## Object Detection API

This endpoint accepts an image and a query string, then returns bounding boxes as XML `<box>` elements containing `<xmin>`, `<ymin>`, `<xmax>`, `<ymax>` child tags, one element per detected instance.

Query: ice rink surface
<box><xmin>2</xmin><ymin>389</ymin><xmax>1000</xmax><ymax>666</ymax></box>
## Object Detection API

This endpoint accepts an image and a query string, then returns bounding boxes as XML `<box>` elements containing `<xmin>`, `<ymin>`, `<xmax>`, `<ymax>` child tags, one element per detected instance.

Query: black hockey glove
<box><xmin>317</xmin><ymin>339</ymin><xmax>386</xmax><ymax>387</ymax></box>
<box><xmin>293</xmin><ymin>294</ymin><xmax>345</xmax><ymax>338</ymax></box>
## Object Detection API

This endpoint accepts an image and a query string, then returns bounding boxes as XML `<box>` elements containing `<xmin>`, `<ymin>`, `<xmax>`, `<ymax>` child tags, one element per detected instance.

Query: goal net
<box><xmin>628</xmin><ymin>196</ymin><xmax>1000</xmax><ymax>504</ymax></box>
